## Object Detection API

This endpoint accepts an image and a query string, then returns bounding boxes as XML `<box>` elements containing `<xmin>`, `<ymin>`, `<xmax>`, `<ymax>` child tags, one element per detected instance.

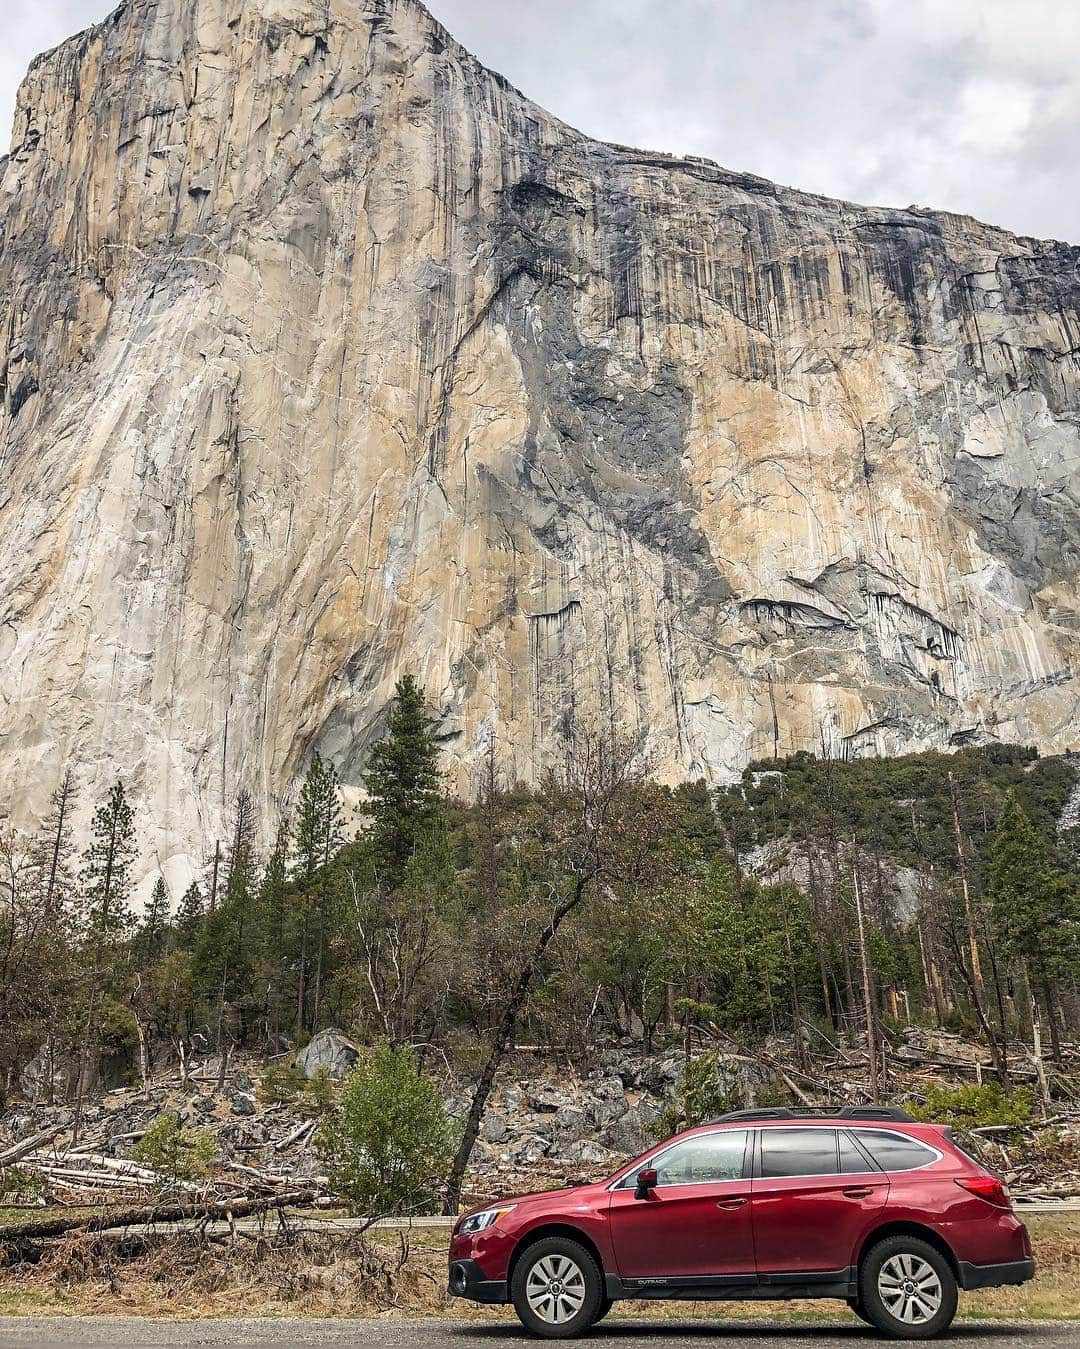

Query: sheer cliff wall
<box><xmin>1</xmin><ymin>0</ymin><xmax>1078</xmax><ymax>885</ymax></box>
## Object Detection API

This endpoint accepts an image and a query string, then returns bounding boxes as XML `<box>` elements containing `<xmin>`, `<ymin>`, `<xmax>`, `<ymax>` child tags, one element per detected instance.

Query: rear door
<box><xmin>608</xmin><ymin>1128</ymin><xmax>756</xmax><ymax>1283</ymax></box>
<box><xmin>751</xmin><ymin>1127</ymin><xmax>889</xmax><ymax>1281</ymax></box>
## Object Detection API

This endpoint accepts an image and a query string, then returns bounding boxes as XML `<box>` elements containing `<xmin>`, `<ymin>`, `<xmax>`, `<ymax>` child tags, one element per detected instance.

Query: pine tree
<box><xmin>988</xmin><ymin>793</ymin><xmax>1051</xmax><ymax>964</ymax></box>
<box><xmin>362</xmin><ymin>675</ymin><xmax>443</xmax><ymax>887</ymax></box>
<box><xmin>257</xmin><ymin>818</ymin><xmax>291</xmax><ymax>1038</ymax></box>
<box><xmin>139</xmin><ymin>876</ymin><xmax>170</xmax><ymax>964</ymax></box>
<box><xmin>293</xmin><ymin>755</ymin><xmax>345</xmax><ymax>1030</ymax></box>
<box><xmin>224</xmin><ymin>789</ymin><xmax>258</xmax><ymax>953</ymax></box>
<box><xmin>175</xmin><ymin>880</ymin><xmax>204</xmax><ymax>950</ymax></box>
<box><xmin>987</xmin><ymin>792</ymin><xmax>1070</xmax><ymax>1058</ymax></box>
<box><xmin>79</xmin><ymin>780</ymin><xmax>137</xmax><ymax>946</ymax></box>
<box><xmin>73</xmin><ymin>779</ymin><xmax>137</xmax><ymax>1138</ymax></box>
<box><xmin>30</xmin><ymin>769</ymin><xmax>78</xmax><ymax>914</ymax></box>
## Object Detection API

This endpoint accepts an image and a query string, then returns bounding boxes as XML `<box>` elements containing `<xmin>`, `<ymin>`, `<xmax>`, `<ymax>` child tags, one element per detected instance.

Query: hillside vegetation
<box><xmin>2</xmin><ymin>679</ymin><xmax>1079</xmax><ymax>1209</ymax></box>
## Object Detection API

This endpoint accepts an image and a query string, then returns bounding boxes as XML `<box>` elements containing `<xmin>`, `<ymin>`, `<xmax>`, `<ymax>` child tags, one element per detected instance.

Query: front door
<box><xmin>608</xmin><ymin>1128</ymin><xmax>755</xmax><ymax>1286</ymax></box>
<box><xmin>751</xmin><ymin>1127</ymin><xmax>889</xmax><ymax>1281</ymax></box>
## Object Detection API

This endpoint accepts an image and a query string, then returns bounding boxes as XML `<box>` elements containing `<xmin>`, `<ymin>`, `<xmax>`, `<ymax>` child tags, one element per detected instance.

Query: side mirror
<box><xmin>634</xmin><ymin>1167</ymin><xmax>658</xmax><ymax>1200</ymax></box>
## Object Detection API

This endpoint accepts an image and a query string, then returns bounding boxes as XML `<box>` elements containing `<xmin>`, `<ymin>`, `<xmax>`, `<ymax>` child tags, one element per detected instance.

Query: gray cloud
<box><xmin>2</xmin><ymin>0</ymin><xmax>1077</xmax><ymax>242</ymax></box>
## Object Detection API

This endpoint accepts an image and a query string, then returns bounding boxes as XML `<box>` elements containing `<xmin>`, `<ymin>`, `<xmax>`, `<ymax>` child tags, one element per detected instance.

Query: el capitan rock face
<box><xmin>1</xmin><ymin>0</ymin><xmax>1079</xmax><ymax>884</ymax></box>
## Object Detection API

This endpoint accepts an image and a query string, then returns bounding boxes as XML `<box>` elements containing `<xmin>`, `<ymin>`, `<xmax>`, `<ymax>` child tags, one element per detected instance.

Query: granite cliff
<box><xmin>2</xmin><ymin>0</ymin><xmax>1079</xmax><ymax>886</ymax></box>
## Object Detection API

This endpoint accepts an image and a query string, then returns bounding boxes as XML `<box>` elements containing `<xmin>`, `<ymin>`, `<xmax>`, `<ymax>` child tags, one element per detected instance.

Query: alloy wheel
<box><xmin>876</xmin><ymin>1252</ymin><xmax>943</xmax><ymax>1325</ymax></box>
<box><xmin>525</xmin><ymin>1253</ymin><xmax>588</xmax><ymax>1325</ymax></box>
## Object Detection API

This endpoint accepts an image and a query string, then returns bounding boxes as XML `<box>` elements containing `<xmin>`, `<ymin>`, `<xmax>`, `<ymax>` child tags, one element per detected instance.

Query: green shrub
<box><xmin>910</xmin><ymin>1083</ymin><xmax>1033</xmax><ymax>1130</ymax></box>
<box><xmin>302</xmin><ymin>1065</ymin><xmax>334</xmax><ymax>1113</ymax></box>
<box><xmin>0</xmin><ymin>1165</ymin><xmax>45</xmax><ymax>1200</ymax></box>
<box><xmin>258</xmin><ymin>1061</ymin><xmax>310</xmax><ymax>1105</ymax></box>
<box><xmin>655</xmin><ymin>1051</ymin><xmax>737</xmax><ymax>1137</ymax></box>
<box><xmin>132</xmin><ymin>1111</ymin><xmax>217</xmax><ymax>1184</ymax></box>
<box><xmin>258</xmin><ymin>1061</ymin><xmax>335</xmax><ymax>1114</ymax></box>
<box><xmin>317</xmin><ymin>1042</ymin><xmax>455</xmax><ymax>1218</ymax></box>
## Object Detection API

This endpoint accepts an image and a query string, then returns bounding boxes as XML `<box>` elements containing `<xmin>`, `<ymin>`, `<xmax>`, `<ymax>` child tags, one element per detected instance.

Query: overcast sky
<box><xmin>3</xmin><ymin>0</ymin><xmax>1077</xmax><ymax>243</ymax></box>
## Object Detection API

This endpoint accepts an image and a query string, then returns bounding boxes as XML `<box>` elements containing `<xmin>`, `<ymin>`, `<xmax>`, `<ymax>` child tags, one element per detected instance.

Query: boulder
<box><xmin>564</xmin><ymin>1140</ymin><xmax>618</xmax><ymax>1167</ymax></box>
<box><xmin>589</xmin><ymin>1076</ymin><xmax>629</xmax><ymax>1126</ymax></box>
<box><xmin>294</xmin><ymin>1029</ymin><xmax>358</xmax><ymax>1080</ymax></box>
<box><xmin>525</xmin><ymin>1082</ymin><xmax>567</xmax><ymax>1113</ymax></box>
<box><xmin>554</xmin><ymin>1104</ymin><xmax>590</xmax><ymax>1139</ymax></box>
<box><xmin>19</xmin><ymin>1041</ymin><xmax>130</xmax><ymax>1103</ymax></box>
<box><xmin>479</xmin><ymin>1114</ymin><xmax>509</xmax><ymax>1144</ymax></box>
<box><xmin>603</xmin><ymin>1106</ymin><xmax>651</xmax><ymax>1155</ymax></box>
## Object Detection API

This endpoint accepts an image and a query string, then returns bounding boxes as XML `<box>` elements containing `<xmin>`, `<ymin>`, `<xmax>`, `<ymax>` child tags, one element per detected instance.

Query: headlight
<box><xmin>456</xmin><ymin>1204</ymin><xmax>516</xmax><ymax>1235</ymax></box>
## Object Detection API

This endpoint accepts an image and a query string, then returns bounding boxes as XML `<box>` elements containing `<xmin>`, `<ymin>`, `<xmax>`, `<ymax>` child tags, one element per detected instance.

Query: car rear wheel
<box><xmin>511</xmin><ymin>1235</ymin><xmax>605</xmax><ymax>1339</ymax></box>
<box><xmin>858</xmin><ymin>1235</ymin><xmax>958</xmax><ymax>1339</ymax></box>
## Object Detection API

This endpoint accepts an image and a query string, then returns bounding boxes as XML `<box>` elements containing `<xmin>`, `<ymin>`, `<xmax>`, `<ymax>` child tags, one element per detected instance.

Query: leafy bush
<box><xmin>258</xmin><ymin>1061</ymin><xmax>310</xmax><ymax>1105</ymax></box>
<box><xmin>132</xmin><ymin>1111</ymin><xmax>217</xmax><ymax>1184</ymax></box>
<box><xmin>258</xmin><ymin>1061</ymin><xmax>335</xmax><ymax>1114</ymax></box>
<box><xmin>0</xmin><ymin>1165</ymin><xmax>45</xmax><ymax>1200</ymax></box>
<box><xmin>655</xmin><ymin>1051</ymin><xmax>737</xmax><ymax>1137</ymax></box>
<box><xmin>317</xmin><ymin>1042</ymin><xmax>455</xmax><ymax>1218</ymax></box>
<box><xmin>910</xmin><ymin>1083</ymin><xmax>1033</xmax><ymax>1130</ymax></box>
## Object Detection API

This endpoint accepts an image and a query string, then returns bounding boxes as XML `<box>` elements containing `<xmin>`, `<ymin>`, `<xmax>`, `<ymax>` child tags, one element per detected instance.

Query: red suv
<box><xmin>449</xmin><ymin>1106</ymin><xmax>1033</xmax><ymax>1338</ymax></box>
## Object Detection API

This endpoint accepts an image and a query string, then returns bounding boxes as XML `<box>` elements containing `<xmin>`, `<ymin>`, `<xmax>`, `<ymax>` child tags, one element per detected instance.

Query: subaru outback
<box><xmin>448</xmin><ymin>1106</ymin><xmax>1034</xmax><ymax>1338</ymax></box>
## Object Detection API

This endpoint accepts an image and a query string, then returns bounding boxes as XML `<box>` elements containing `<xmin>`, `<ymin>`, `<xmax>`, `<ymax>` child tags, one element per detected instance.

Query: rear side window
<box><xmin>854</xmin><ymin>1129</ymin><xmax>937</xmax><ymax>1172</ymax></box>
<box><xmin>760</xmin><ymin>1128</ymin><xmax>839</xmax><ymax>1177</ymax></box>
<box><xmin>840</xmin><ymin>1131</ymin><xmax>877</xmax><ymax>1173</ymax></box>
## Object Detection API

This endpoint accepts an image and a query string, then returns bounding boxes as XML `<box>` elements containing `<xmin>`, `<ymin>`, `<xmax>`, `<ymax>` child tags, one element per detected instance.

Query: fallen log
<box><xmin>0</xmin><ymin>1189</ymin><xmax>319</xmax><ymax>1242</ymax></box>
<box><xmin>32</xmin><ymin>1152</ymin><xmax>163</xmax><ymax>1182</ymax></box>
<box><xmin>0</xmin><ymin>1125</ymin><xmax>66</xmax><ymax>1168</ymax></box>
<box><xmin>275</xmin><ymin>1119</ymin><xmax>316</xmax><ymax>1151</ymax></box>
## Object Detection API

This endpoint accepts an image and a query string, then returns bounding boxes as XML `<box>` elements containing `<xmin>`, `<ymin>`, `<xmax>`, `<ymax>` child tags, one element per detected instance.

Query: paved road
<box><xmin>0</xmin><ymin>1319</ymin><xmax>1077</xmax><ymax>1347</ymax></box>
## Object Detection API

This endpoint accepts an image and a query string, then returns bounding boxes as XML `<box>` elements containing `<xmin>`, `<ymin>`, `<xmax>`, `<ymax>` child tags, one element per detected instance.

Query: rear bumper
<box><xmin>448</xmin><ymin>1258</ymin><xmax>508</xmax><ymax>1304</ymax></box>
<box><xmin>958</xmin><ymin>1257</ymin><xmax>1036</xmax><ymax>1290</ymax></box>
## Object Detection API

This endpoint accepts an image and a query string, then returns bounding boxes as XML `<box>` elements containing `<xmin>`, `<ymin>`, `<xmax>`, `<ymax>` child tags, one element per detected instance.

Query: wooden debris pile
<box><xmin>0</xmin><ymin>1056</ymin><xmax>331</xmax><ymax>1212</ymax></box>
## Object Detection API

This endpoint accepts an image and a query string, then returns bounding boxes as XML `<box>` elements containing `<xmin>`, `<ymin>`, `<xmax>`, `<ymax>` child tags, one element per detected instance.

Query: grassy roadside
<box><xmin>0</xmin><ymin>1214</ymin><xmax>1075</xmax><ymax>1322</ymax></box>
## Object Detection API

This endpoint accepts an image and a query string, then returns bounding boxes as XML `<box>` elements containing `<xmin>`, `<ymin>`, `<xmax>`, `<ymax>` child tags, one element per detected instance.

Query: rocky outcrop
<box><xmin>1</xmin><ymin>0</ymin><xmax>1078</xmax><ymax>883</ymax></box>
<box><xmin>294</xmin><ymin>1029</ymin><xmax>358</xmax><ymax>1080</ymax></box>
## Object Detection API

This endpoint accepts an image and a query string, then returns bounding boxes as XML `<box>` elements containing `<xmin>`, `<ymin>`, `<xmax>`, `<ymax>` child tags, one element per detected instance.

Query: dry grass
<box><xmin>0</xmin><ymin>1213</ymin><xmax>1075</xmax><ymax>1322</ymax></box>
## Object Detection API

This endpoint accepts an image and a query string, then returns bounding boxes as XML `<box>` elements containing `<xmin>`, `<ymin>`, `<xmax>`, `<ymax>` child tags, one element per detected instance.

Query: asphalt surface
<box><xmin>0</xmin><ymin>1319</ymin><xmax>1077</xmax><ymax>1347</ymax></box>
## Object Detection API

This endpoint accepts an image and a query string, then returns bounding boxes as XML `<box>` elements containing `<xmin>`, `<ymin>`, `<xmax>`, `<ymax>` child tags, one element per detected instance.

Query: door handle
<box><xmin>716</xmin><ymin>1196</ymin><xmax>749</xmax><ymax>1209</ymax></box>
<box><xmin>843</xmin><ymin>1185</ymin><xmax>875</xmax><ymax>1198</ymax></box>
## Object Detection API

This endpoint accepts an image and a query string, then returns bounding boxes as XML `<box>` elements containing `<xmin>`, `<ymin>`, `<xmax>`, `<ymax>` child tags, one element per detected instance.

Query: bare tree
<box><xmin>443</xmin><ymin>729</ymin><xmax>666</xmax><ymax>1214</ymax></box>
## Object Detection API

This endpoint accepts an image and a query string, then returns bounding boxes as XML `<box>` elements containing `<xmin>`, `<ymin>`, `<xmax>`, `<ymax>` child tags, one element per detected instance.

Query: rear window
<box><xmin>854</xmin><ymin>1129</ymin><xmax>937</xmax><ymax>1172</ymax></box>
<box><xmin>760</xmin><ymin>1128</ymin><xmax>839</xmax><ymax>1177</ymax></box>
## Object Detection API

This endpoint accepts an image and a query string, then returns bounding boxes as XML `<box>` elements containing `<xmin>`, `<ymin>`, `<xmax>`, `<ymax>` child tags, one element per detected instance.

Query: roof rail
<box><xmin>707</xmin><ymin>1105</ymin><xmax>915</xmax><ymax>1125</ymax></box>
<box><xmin>709</xmin><ymin>1108</ymin><xmax>797</xmax><ymax>1123</ymax></box>
<box><xmin>837</xmin><ymin>1106</ymin><xmax>915</xmax><ymax>1123</ymax></box>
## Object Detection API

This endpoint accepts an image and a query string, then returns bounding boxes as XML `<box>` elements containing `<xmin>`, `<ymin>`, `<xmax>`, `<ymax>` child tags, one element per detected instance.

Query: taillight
<box><xmin>955</xmin><ymin>1176</ymin><xmax>1011</xmax><ymax>1208</ymax></box>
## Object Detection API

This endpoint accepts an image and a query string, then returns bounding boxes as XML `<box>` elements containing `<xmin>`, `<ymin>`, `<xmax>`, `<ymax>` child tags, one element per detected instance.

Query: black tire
<box><xmin>595</xmin><ymin>1295</ymin><xmax>614</xmax><ymax>1323</ymax></box>
<box><xmin>847</xmin><ymin>1296</ymin><xmax>875</xmax><ymax>1326</ymax></box>
<box><xmin>858</xmin><ymin>1235</ymin><xmax>958</xmax><ymax>1339</ymax></box>
<box><xmin>511</xmin><ymin>1235</ymin><xmax>605</xmax><ymax>1339</ymax></box>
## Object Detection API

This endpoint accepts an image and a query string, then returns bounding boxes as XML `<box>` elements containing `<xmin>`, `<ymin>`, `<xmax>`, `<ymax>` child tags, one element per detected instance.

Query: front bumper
<box><xmin>448</xmin><ymin>1258</ymin><xmax>508</xmax><ymax>1304</ymax></box>
<box><xmin>958</xmin><ymin>1257</ymin><xmax>1036</xmax><ymax>1290</ymax></box>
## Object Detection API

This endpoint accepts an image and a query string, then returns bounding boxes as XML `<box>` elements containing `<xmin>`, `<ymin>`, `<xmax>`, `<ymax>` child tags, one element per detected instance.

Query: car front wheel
<box><xmin>846</xmin><ymin>1296</ymin><xmax>875</xmax><ymax>1326</ymax></box>
<box><xmin>858</xmin><ymin>1235</ymin><xmax>958</xmax><ymax>1339</ymax></box>
<box><xmin>511</xmin><ymin>1235</ymin><xmax>605</xmax><ymax>1339</ymax></box>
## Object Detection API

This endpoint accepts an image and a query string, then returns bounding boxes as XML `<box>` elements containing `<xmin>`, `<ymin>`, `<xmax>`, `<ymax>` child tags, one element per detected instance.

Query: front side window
<box><xmin>619</xmin><ymin>1130</ymin><xmax>749</xmax><ymax>1187</ymax></box>
<box><xmin>759</xmin><ymin>1128</ymin><xmax>840</xmax><ymax>1178</ymax></box>
<box><xmin>854</xmin><ymin>1129</ymin><xmax>938</xmax><ymax>1172</ymax></box>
